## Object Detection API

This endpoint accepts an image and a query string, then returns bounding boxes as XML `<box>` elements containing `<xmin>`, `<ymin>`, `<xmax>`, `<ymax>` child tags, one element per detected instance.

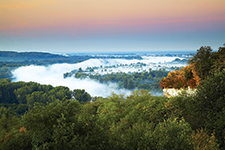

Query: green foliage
<box><xmin>0</xmin><ymin>130</ymin><xmax>32</xmax><ymax>150</ymax></box>
<box><xmin>190</xmin><ymin>128</ymin><xmax>219</xmax><ymax>150</ymax></box>
<box><xmin>0</xmin><ymin>67</ymin><xmax>13</xmax><ymax>79</ymax></box>
<box><xmin>72</xmin><ymin>89</ymin><xmax>91</xmax><ymax>103</ymax></box>
<box><xmin>184</xmin><ymin>66</ymin><xmax>194</xmax><ymax>81</ymax></box>
<box><xmin>127</xmin><ymin>78</ymin><xmax>134</xmax><ymax>90</ymax></box>
<box><xmin>123</xmin><ymin>77</ymin><xmax>128</xmax><ymax>89</ymax></box>
<box><xmin>193</xmin><ymin>70</ymin><xmax>225</xmax><ymax>149</ymax></box>
<box><xmin>0</xmin><ymin>89</ymin><xmax>222</xmax><ymax>149</ymax></box>
<box><xmin>72</xmin><ymin>70</ymin><xmax>169</xmax><ymax>92</ymax></box>
<box><xmin>0</xmin><ymin>104</ymin><xmax>28</xmax><ymax>116</ymax></box>
<box><xmin>188</xmin><ymin>46</ymin><xmax>215</xmax><ymax>79</ymax></box>
<box><xmin>0</xmin><ymin>108</ymin><xmax>21</xmax><ymax>143</ymax></box>
<box><xmin>144</xmin><ymin>117</ymin><xmax>193</xmax><ymax>150</ymax></box>
<box><xmin>14</xmin><ymin>85</ymin><xmax>33</xmax><ymax>104</ymax></box>
<box><xmin>22</xmin><ymin>100</ymin><xmax>82</xmax><ymax>149</ymax></box>
<box><xmin>0</xmin><ymin>79</ymin><xmax>21</xmax><ymax>104</ymax></box>
<box><xmin>0</xmin><ymin>79</ymin><xmax>72</xmax><ymax>114</ymax></box>
<box><xmin>211</xmin><ymin>45</ymin><xmax>225</xmax><ymax>74</ymax></box>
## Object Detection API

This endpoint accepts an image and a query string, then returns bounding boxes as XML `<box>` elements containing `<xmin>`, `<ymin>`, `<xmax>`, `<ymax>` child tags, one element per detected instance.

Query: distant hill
<box><xmin>0</xmin><ymin>51</ymin><xmax>67</xmax><ymax>61</ymax></box>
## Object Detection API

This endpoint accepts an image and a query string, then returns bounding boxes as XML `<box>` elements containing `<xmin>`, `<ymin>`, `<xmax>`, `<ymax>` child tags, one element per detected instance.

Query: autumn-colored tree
<box><xmin>189</xmin><ymin>64</ymin><xmax>201</xmax><ymax>86</ymax></box>
<box><xmin>159</xmin><ymin>70</ymin><xmax>184</xmax><ymax>89</ymax></box>
<box><xmin>159</xmin><ymin>66</ymin><xmax>199</xmax><ymax>89</ymax></box>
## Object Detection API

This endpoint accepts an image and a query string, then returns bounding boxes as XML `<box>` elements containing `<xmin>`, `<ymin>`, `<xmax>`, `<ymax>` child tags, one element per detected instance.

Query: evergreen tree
<box><xmin>123</xmin><ymin>77</ymin><xmax>128</xmax><ymax>89</ymax></box>
<box><xmin>127</xmin><ymin>79</ymin><xmax>134</xmax><ymax>90</ymax></box>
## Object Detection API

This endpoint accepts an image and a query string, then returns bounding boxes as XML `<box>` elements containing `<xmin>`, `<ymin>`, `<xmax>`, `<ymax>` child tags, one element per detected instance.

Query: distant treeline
<box><xmin>0</xmin><ymin>51</ymin><xmax>91</xmax><ymax>67</ymax></box>
<box><xmin>67</xmin><ymin>69</ymin><xmax>169</xmax><ymax>92</ymax></box>
<box><xmin>0</xmin><ymin>51</ymin><xmax>142</xmax><ymax>62</ymax></box>
<box><xmin>0</xmin><ymin>51</ymin><xmax>68</xmax><ymax>60</ymax></box>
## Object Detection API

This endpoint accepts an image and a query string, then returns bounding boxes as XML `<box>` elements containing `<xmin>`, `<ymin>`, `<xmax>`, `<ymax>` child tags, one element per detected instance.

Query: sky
<box><xmin>0</xmin><ymin>0</ymin><xmax>225</xmax><ymax>52</ymax></box>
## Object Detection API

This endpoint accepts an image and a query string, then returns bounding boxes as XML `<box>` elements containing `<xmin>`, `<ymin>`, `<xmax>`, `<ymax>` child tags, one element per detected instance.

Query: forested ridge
<box><xmin>0</xmin><ymin>44</ymin><xmax>225</xmax><ymax>149</ymax></box>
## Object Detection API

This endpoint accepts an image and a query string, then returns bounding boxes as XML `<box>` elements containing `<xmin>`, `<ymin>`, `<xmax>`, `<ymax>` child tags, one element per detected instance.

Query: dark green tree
<box><xmin>78</xmin><ymin>67</ymin><xmax>82</xmax><ymax>72</ymax></box>
<box><xmin>127</xmin><ymin>79</ymin><xmax>134</xmax><ymax>90</ymax></box>
<box><xmin>210</xmin><ymin>44</ymin><xmax>225</xmax><ymax>74</ymax></box>
<box><xmin>123</xmin><ymin>77</ymin><xmax>128</xmax><ymax>89</ymax></box>
<box><xmin>72</xmin><ymin>89</ymin><xmax>91</xmax><ymax>103</ymax></box>
<box><xmin>14</xmin><ymin>86</ymin><xmax>32</xmax><ymax>104</ymax></box>
<box><xmin>188</xmin><ymin>46</ymin><xmax>215</xmax><ymax>79</ymax></box>
<box><xmin>0</xmin><ymin>67</ymin><xmax>13</xmax><ymax>79</ymax></box>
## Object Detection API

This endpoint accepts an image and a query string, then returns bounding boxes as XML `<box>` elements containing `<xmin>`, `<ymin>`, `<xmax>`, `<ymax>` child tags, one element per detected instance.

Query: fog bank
<box><xmin>12</xmin><ymin>57</ymin><xmax>184</xmax><ymax>97</ymax></box>
<box><xmin>12</xmin><ymin>64</ymin><xmax>132</xmax><ymax>97</ymax></box>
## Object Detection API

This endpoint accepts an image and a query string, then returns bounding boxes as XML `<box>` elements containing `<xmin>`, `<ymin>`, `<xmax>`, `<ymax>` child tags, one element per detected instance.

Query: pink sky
<box><xmin>0</xmin><ymin>0</ymin><xmax>225</xmax><ymax>52</ymax></box>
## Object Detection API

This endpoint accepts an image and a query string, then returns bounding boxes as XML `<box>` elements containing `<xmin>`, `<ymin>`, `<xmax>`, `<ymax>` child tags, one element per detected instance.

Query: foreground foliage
<box><xmin>0</xmin><ymin>89</ymin><xmax>221</xmax><ymax>149</ymax></box>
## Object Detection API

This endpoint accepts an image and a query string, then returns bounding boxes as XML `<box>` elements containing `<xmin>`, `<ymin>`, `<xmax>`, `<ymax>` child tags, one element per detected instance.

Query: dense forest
<box><xmin>0</xmin><ymin>44</ymin><xmax>225</xmax><ymax>149</ymax></box>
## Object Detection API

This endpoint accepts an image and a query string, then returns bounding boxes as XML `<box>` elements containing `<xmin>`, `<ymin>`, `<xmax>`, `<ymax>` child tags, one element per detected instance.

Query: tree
<box><xmin>0</xmin><ymin>67</ymin><xmax>13</xmax><ymax>79</ymax></box>
<box><xmin>188</xmin><ymin>46</ymin><xmax>215</xmax><ymax>79</ymax></box>
<box><xmin>123</xmin><ymin>77</ymin><xmax>128</xmax><ymax>89</ymax></box>
<box><xmin>72</xmin><ymin>89</ymin><xmax>91</xmax><ymax>103</ymax></box>
<box><xmin>14</xmin><ymin>86</ymin><xmax>32</xmax><ymax>104</ymax></box>
<box><xmin>147</xmin><ymin>75</ymin><xmax>153</xmax><ymax>80</ymax></box>
<box><xmin>127</xmin><ymin>79</ymin><xmax>134</xmax><ymax>90</ymax></box>
<box><xmin>78</xmin><ymin>67</ymin><xmax>82</xmax><ymax>72</ymax></box>
<box><xmin>210</xmin><ymin>44</ymin><xmax>225</xmax><ymax>73</ymax></box>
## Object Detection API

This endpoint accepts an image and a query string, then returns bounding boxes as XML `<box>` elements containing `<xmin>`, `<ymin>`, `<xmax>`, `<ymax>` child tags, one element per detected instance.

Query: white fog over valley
<box><xmin>12</xmin><ymin>55</ymin><xmax>189</xmax><ymax>97</ymax></box>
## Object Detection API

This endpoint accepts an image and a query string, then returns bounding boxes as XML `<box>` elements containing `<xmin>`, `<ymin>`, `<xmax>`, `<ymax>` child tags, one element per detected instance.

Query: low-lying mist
<box><xmin>12</xmin><ymin>62</ymin><xmax>133</xmax><ymax>97</ymax></box>
<box><xmin>12</xmin><ymin>57</ymin><xmax>186</xmax><ymax>97</ymax></box>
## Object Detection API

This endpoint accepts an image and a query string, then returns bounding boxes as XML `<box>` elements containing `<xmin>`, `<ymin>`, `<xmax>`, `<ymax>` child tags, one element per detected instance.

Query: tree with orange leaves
<box><xmin>159</xmin><ymin>65</ymin><xmax>199</xmax><ymax>89</ymax></box>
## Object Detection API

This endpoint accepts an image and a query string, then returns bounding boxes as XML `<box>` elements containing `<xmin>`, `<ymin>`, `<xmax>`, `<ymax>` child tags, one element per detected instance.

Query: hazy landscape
<box><xmin>11</xmin><ymin>52</ymin><xmax>190</xmax><ymax>97</ymax></box>
<box><xmin>1</xmin><ymin>0</ymin><xmax>225</xmax><ymax>149</ymax></box>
